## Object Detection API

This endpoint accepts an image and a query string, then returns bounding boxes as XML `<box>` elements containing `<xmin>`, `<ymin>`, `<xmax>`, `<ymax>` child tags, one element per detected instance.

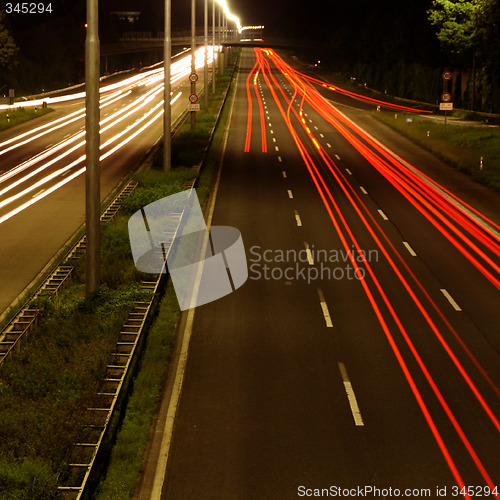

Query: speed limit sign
<box><xmin>442</xmin><ymin>71</ymin><xmax>453</xmax><ymax>81</ymax></box>
<box><xmin>189</xmin><ymin>73</ymin><xmax>198</xmax><ymax>83</ymax></box>
<box><xmin>189</xmin><ymin>93</ymin><xmax>199</xmax><ymax>104</ymax></box>
<box><xmin>441</xmin><ymin>92</ymin><xmax>452</xmax><ymax>102</ymax></box>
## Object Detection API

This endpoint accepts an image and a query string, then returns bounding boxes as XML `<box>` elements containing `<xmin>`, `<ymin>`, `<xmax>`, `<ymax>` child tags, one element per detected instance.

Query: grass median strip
<box><xmin>93</xmin><ymin>60</ymin><xmax>238</xmax><ymax>500</ymax></box>
<box><xmin>373</xmin><ymin>111</ymin><xmax>500</xmax><ymax>192</ymax></box>
<box><xmin>0</xmin><ymin>54</ymin><xmax>238</xmax><ymax>499</ymax></box>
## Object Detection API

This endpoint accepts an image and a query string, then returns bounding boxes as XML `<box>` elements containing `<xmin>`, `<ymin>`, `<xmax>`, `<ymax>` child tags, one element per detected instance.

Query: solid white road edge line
<box><xmin>150</xmin><ymin>67</ymin><xmax>238</xmax><ymax>500</ymax></box>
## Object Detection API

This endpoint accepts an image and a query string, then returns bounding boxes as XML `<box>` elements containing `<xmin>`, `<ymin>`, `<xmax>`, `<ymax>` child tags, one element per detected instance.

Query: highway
<box><xmin>0</xmin><ymin>48</ymin><xmax>216</xmax><ymax>316</ymax></box>
<box><xmin>143</xmin><ymin>48</ymin><xmax>500</xmax><ymax>499</ymax></box>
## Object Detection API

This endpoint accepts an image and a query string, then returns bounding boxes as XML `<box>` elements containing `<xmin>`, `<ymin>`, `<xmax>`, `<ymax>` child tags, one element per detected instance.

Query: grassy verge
<box><xmin>0</xmin><ymin>107</ymin><xmax>53</xmax><ymax>132</ymax></box>
<box><xmin>0</xmin><ymin>245</ymin><xmax>151</xmax><ymax>498</ymax></box>
<box><xmin>0</xmin><ymin>51</ymin><xmax>238</xmax><ymax>499</ymax></box>
<box><xmin>0</xmin><ymin>164</ymin><xmax>204</xmax><ymax>498</ymax></box>
<box><xmin>93</xmin><ymin>58</ymin><xmax>238</xmax><ymax>500</ymax></box>
<box><xmin>373</xmin><ymin>111</ymin><xmax>500</xmax><ymax>192</ymax></box>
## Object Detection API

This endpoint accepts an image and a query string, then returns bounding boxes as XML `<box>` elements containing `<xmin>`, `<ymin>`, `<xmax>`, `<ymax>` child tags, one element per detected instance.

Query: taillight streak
<box><xmin>256</xmin><ymin>48</ymin><xmax>500</xmax><ymax>498</ymax></box>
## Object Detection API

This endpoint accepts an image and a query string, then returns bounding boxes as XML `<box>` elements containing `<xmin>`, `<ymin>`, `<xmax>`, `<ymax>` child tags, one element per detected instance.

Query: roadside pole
<box><xmin>212</xmin><ymin>0</ymin><xmax>216</xmax><ymax>95</ymax></box>
<box><xmin>163</xmin><ymin>0</ymin><xmax>172</xmax><ymax>172</ymax></box>
<box><xmin>218</xmin><ymin>4</ymin><xmax>221</xmax><ymax>82</ymax></box>
<box><xmin>190</xmin><ymin>0</ymin><xmax>196</xmax><ymax>130</ymax></box>
<box><xmin>204</xmin><ymin>0</ymin><xmax>208</xmax><ymax>109</ymax></box>
<box><xmin>85</xmin><ymin>0</ymin><xmax>100</xmax><ymax>295</ymax></box>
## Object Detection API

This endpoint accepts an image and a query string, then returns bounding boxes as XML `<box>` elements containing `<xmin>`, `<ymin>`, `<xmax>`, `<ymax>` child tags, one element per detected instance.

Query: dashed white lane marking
<box><xmin>403</xmin><ymin>242</ymin><xmax>417</xmax><ymax>257</ymax></box>
<box><xmin>338</xmin><ymin>362</ymin><xmax>364</xmax><ymax>426</ymax></box>
<box><xmin>320</xmin><ymin>133</ymin><xmax>324</xmax><ymax>138</ymax></box>
<box><xmin>314</xmin><ymin>126</ymin><xmax>318</xmax><ymax>130</ymax></box>
<box><xmin>327</xmin><ymin>143</ymin><xmax>332</xmax><ymax>148</ymax></box>
<box><xmin>304</xmin><ymin>242</ymin><xmax>314</xmax><ymax>265</ymax></box>
<box><xmin>378</xmin><ymin>209</ymin><xmax>389</xmax><ymax>221</ymax></box>
<box><xmin>273</xmin><ymin>137</ymin><xmax>277</xmax><ymax>142</ymax></box>
<box><xmin>278</xmin><ymin>156</ymin><xmax>283</xmax><ymax>162</ymax></box>
<box><xmin>268</xmin><ymin>122</ymin><xmax>272</xmax><ymax>127</ymax></box>
<box><xmin>317</xmin><ymin>288</ymin><xmax>333</xmax><ymax>328</ymax></box>
<box><xmin>441</xmin><ymin>289</ymin><xmax>462</xmax><ymax>311</ymax></box>
<box><xmin>275</xmin><ymin>146</ymin><xmax>280</xmax><ymax>152</ymax></box>
<box><xmin>270</xmin><ymin>129</ymin><xmax>274</xmax><ymax>134</ymax></box>
<box><xmin>360</xmin><ymin>186</ymin><xmax>368</xmax><ymax>195</ymax></box>
<box><xmin>282</xmin><ymin>171</ymin><xmax>287</xmax><ymax>178</ymax></box>
<box><xmin>346</xmin><ymin>168</ymin><xmax>352</xmax><ymax>175</ymax></box>
<box><xmin>32</xmin><ymin>189</ymin><xmax>45</xmax><ymax>198</ymax></box>
<box><xmin>335</xmin><ymin>154</ymin><xmax>341</xmax><ymax>160</ymax></box>
<box><xmin>287</xmin><ymin>189</ymin><xmax>294</xmax><ymax>199</ymax></box>
<box><xmin>294</xmin><ymin>210</ymin><xmax>302</xmax><ymax>227</ymax></box>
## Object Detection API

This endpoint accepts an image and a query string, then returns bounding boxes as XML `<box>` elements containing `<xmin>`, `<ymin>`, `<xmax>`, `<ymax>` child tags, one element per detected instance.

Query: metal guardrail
<box><xmin>0</xmin><ymin>54</ymin><xmax>238</xmax><ymax>497</ymax></box>
<box><xmin>0</xmin><ymin>179</ymin><xmax>139</xmax><ymax>368</ymax></box>
<box><xmin>56</xmin><ymin>54</ymin><xmax>239</xmax><ymax>499</ymax></box>
<box><xmin>57</xmin><ymin>293</ymin><xmax>157</xmax><ymax>500</ymax></box>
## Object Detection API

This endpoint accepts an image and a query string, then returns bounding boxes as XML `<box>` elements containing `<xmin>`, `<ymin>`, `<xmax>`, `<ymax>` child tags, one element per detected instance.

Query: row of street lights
<box><xmin>85</xmin><ymin>0</ymin><xmax>240</xmax><ymax>295</ymax></box>
<box><xmin>164</xmin><ymin>0</ymin><xmax>239</xmax><ymax>171</ymax></box>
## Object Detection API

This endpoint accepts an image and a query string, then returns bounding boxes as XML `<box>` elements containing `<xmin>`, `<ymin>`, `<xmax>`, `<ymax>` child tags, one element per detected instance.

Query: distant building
<box><xmin>109</xmin><ymin>0</ymin><xmax>142</xmax><ymax>24</ymax></box>
<box><xmin>111</xmin><ymin>10</ymin><xmax>141</xmax><ymax>23</ymax></box>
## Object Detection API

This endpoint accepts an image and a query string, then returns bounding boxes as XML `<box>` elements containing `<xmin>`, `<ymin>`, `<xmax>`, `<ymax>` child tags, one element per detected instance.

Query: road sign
<box><xmin>8</xmin><ymin>89</ymin><xmax>14</xmax><ymax>98</ymax></box>
<box><xmin>441</xmin><ymin>92</ymin><xmax>452</xmax><ymax>102</ymax></box>
<box><xmin>189</xmin><ymin>73</ymin><xmax>198</xmax><ymax>83</ymax></box>
<box><xmin>189</xmin><ymin>94</ymin><xmax>199</xmax><ymax>104</ymax></box>
<box><xmin>187</xmin><ymin>103</ymin><xmax>200</xmax><ymax>112</ymax></box>
<box><xmin>442</xmin><ymin>71</ymin><xmax>453</xmax><ymax>81</ymax></box>
<box><xmin>439</xmin><ymin>102</ymin><xmax>453</xmax><ymax>111</ymax></box>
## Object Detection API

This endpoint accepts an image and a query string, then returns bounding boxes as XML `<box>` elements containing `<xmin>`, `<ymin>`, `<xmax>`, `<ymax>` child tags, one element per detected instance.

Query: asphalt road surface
<box><xmin>144</xmin><ymin>48</ymin><xmax>500</xmax><ymax>500</ymax></box>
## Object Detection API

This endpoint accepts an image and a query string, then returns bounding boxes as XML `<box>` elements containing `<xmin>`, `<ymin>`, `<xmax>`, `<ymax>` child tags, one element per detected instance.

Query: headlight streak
<box><xmin>0</xmin><ymin>84</ymin><xmax>164</xmax><ymax>195</ymax></box>
<box><xmin>0</xmin><ymin>47</ymin><xmax>211</xmax><ymax>210</ymax></box>
<box><xmin>253</xmin><ymin>47</ymin><xmax>500</xmax><ymax>499</ymax></box>
<box><xmin>0</xmin><ymin>97</ymin><xmax>173</xmax><ymax>224</ymax></box>
<box><xmin>0</xmin><ymin>71</ymin><xmax>187</xmax><ymax>222</ymax></box>
<box><xmin>0</xmin><ymin>49</ymin><xmax>210</xmax><ymax>187</ymax></box>
<box><xmin>0</xmin><ymin>90</ymin><xmax>129</xmax><ymax>158</ymax></box>
<box><xmin>0</xmin><ymin>93</ymin><xmax>166</xmax><ymax>211</ymax></box>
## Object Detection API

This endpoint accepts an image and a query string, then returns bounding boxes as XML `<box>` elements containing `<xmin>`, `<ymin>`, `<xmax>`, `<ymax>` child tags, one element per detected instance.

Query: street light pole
<box><xmin>85</xmin><ymin>0</ymin><xmax>100</xmax><ymax>295</ymax></box>
<box><xmin>190</xmin><ymin>0</ymin><xmax>196</xmax><ymax>130</ymax></box>
<box><xmin>223</xmin><ymin>14</ymin><xmax>227</xmax><ymax>73</ymax></box>
<box><xmin>212</xmin><ymin>0</ymin><xmax>216</xmax><ymax>95</ymax></box>
<box><xmin>163</xmin><ymin>0</ymin><xmax>171</xmax><ymax>172</ymax></box>
<box><xmin>217</xmin><ymin>3</ymin><xmax>221</xmax><ymax>82</ymax></box>
<box><xmin>204</xmin><ymin>0</ymin><xmax>208</xmax><ymax>109</ymax></box>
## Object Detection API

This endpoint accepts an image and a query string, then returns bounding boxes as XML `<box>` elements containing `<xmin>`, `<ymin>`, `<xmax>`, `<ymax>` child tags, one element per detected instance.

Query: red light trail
<box><xmin>246</xmin><ymin>47</ymin><xmax>500</xmax><ymax>499</ymax></box>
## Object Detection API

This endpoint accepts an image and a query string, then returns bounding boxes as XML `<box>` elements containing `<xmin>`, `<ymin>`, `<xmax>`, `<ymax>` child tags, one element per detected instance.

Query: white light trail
<box><xmin>0</xmin><ymin>47</ymin><xmax>216</xmax><ymax>224</ymax></box>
